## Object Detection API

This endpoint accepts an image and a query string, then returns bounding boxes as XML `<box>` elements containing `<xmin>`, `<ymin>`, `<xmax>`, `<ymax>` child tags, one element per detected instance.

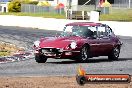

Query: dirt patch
<box><xmin>0</xmin><ymin>42</ymin><xmax>34</xmax><ymax>63</ymax></box>
<box><xmin>0</xmin><ymin>76</ymin><xmax>131</xmax><ymax>88</ymax></box>
<box><xmin>0</xmin><ymin>42</ymin><xmax>24</xmax><ymax>56</ymax></box>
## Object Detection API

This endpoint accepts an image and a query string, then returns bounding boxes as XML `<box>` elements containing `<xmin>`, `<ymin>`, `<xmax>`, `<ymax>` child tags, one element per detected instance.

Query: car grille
<box><xmin>40</xmin><ymin>48</ymin><xmax>62</xmax><ymax>54</ymax></box>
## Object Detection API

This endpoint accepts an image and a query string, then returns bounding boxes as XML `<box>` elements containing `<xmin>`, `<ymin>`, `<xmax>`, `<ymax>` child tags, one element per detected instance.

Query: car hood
<box><xmin>39</xmin><ymin>36</ymin><xmax>83</xmax><ymax>48</ymax></box>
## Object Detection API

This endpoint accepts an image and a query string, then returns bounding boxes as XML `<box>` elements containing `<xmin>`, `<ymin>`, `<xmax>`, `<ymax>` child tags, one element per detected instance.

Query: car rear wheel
<box><xmin>108</xmin><ymin>46</ymin><xmax>120</xmax><ymax>61</ymax></box>
<box><xmin>35</xmin><ymin>54</ymin><xmax>47</xmax><ymax>63</ymax></box>
<box><xmin>78</xmin><ymin>45</ymin><xmax>89</xmax><ymax>62</ymax></box>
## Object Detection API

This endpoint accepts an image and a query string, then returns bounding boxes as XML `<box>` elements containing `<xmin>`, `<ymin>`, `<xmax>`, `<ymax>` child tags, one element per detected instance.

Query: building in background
<box><xmin>0</xmin><ymin>0</ymin><xmax>9</xmax><ymax>12</ymax></box>
<box><xmin>22</xmin><ymin>0</ymin><xmax>132</xmax><ymax>10</ymax></box>
<box><xmin>41</xmin><ymin>0</ymin><xmax>114</xmax><ymax>11</ymax></box>
<box><xmin>31</xmin><ymin>0</ymin><xmax>132</xmax><ymax>9</ymax></box>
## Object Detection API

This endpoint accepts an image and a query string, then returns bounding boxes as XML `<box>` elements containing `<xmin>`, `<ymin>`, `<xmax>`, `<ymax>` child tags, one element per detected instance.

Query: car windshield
<box><xmin>61</xmin><ymin>25</ymin><xmax>96</xmax><ymax>37</ymax></box>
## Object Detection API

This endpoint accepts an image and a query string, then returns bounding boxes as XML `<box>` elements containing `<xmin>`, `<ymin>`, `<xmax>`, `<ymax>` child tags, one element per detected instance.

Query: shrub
<box><xmin>8</xmin><ymin>0</ymin><xmax>21</xmax><ymax>12</ymax></box>
<box><xmin>0</xmin><ymin>51</ymin><xmax>10</xmax><ymax>56</ymax></box>
<box><xmin>24</xmin><ymin>1</ymin><xmax>38</xmax><ymax>5</ymax></box>
<box><xmin>8</xmin><ymin>0</ymin><xmax>39</xmax><ymax>12</ymax></box>
<box><xmin>21</xmin><ymin>0</ymin><xmax>38</xmax><ymax>5</ymax></box>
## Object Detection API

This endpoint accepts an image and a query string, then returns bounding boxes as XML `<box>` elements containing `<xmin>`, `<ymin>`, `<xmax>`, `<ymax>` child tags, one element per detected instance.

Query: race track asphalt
<box><xmin>0</xmin><ymin>26</ymin><xmax>132</xmax><ymax>76</ymax></box>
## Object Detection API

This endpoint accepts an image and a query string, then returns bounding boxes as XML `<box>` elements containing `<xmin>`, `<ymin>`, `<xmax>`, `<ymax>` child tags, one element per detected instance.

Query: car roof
<box><xmin>65</xmin><ymin>22</ymin><xmax>105</xmax><ymax>26</ymax></box>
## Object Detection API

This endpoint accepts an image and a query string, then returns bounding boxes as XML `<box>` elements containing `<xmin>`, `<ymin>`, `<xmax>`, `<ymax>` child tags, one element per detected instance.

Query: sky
<box><xmin>0</xmin><ymin>0</ymin><xmax>9</xmax><ymax>2</ymax></box>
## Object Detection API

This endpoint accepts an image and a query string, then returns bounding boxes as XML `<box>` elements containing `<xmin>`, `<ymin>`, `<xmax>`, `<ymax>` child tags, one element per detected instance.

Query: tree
<box><xmin>8</xmin><ymin>0</ymin><xmax>21</xmax><ymax>12</ymax></box>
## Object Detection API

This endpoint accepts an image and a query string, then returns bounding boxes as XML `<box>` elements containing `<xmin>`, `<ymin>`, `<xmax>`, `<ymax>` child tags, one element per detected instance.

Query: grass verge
<box><xmin>100</xmin><ymin>8</ymin><xmax>132</xmax><ymax>21</ymax></box>
<box><xmin>0</xmin><ymin>51</ymin><xmax>10</xmax><ymax>56</ymax></box>
<box><xmin>1</xmin><ymin>9</ymin><xmax>132</xmax><ymax>21</ymax></box>
<box><xmin>0</xmin><ymin>12</ymin><xmax>65</xmax><ymax>19</ymax></box>
<box><xmin>100</xmin><ymin>14</ymin><xmax>132</xmax><ymax>21</ymax></box>
<box><xmin>0</xmin><ymin>42</ymin><xmax>24</xmax><ymax>56</ymax></box>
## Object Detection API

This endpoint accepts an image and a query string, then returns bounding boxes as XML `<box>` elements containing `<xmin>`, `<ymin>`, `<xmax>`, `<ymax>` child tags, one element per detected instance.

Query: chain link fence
<box><xmin>113</xmin><ymin>0</ymin><xmax>132</xmax><ymax>8</ymax></box>
<box><xmin>21</xmin><ymin>0</ymin><xmax>132</xmax><ymax>15</ymax></box>
<box><xmin>110</xmin><ymin>0</ymin><xmax>132</xmax><ymax>14</ymax></box>
<box><xmin>21</xmin><ymin>4</ymin><xmax>65</xmax><ymax>14</ymax></box>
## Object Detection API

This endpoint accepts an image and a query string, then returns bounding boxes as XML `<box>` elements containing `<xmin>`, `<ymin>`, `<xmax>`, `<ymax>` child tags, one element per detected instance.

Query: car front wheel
<box><xmin>108</xmin><ymin>46</ymin><xmax>120</xmax><ymax>61</ymax></box>
<box><xmin>78</xmin><ymin>45</ymin><xmax>89</xmax><ymax>62</ymax></box>
<box><xmin>35</xmin><ymin>54</ymin><xmax>47</xmax><ymax>63</ymax></box>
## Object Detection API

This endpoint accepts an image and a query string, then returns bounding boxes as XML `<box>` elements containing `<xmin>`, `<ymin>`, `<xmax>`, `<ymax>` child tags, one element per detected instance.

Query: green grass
<box><xmin>100</xmin><ymin>14</ymin><xmax>132</xmax><ymax>21</ymax></box>
<box><xmin>1</xmin><ymin>9</ymin><xmax>132</xmax><ymax>21</ymax></box>
<box><xmin>100</xmin><ymin>8</ymin><xmax>132</xmax><ymax>21</ymax></box>
<box><xmin>0</xmin><ymin>51</ymin><xmax>10</xmax><ymax>56</ymax></box>
<box><xmin>0</xmin><ymin>12</ymin><xmax>65</xmax><ymax>19</ymax></box>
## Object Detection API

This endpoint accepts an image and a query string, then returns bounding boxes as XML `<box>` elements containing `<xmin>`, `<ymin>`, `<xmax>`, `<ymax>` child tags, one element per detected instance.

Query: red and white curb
<box><xmin>0</xmin><ymin>50</ymin><xmax>34</xmax><ymax>64</ymax></box>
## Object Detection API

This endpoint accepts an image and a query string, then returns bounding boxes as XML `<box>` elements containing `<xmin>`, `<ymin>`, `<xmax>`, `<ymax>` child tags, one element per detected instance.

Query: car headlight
<box><xmin>34</xmin><ymin>40</ymin><xmax>40</xmax><ymax>47</ymax></box>
<box><xmin>70</xmin><ymin>42</ymin><xmax>77</xmax><ymax>49</ymax></box>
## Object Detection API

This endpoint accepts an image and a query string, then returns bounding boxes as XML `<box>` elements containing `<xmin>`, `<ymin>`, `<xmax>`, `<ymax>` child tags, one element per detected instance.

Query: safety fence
<box><xmin>21</xmin><ymin>2</ymin><xmax>132</xmax><ymax>18</ymax></box>
<box><xmin>21</xmin><ymin>4</ymin><xmax>65</xmax><ymax>14</ymax></box>
<box><xmin>113</xmin><ymin>0</ymin><xmax>132</xmax><ymax>8</ymax></box>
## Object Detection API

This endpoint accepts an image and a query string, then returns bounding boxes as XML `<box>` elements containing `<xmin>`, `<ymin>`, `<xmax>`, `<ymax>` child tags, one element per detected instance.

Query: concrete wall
<box><xmin>0</xmin><ymin>15</ymin><xmax>132</xmax><ymax>37</ymax></box>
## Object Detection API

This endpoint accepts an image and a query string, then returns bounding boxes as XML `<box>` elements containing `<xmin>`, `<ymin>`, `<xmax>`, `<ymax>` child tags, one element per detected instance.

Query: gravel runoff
<box><xmin>0</xmin><ymin>26</ymin><xmax>61</xmax><ymax>63</ymax></box>
<box><xmin>0</xmin><ymin>26</ymin><xmax>132</xmax><ymax>76</ymax></box>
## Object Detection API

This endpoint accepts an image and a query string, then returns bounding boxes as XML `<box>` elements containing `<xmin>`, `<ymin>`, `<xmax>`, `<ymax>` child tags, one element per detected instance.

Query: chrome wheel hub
<box><xmin>81</xmin><ymin>47</ymin><xmax>88</xmax><ymax>61</ymax></box>
<box><xmin>114</xmin><ymin>47</ymin><xmax>119</xmax><ymax>58</ymax></box>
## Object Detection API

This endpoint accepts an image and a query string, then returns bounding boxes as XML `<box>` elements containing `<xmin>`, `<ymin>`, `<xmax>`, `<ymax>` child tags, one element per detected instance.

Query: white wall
<box><xmin>0</xmin><ymin>2</ymin><xmax>9</xmax><ymax>12</ymax></box>
<box><xmin>59</xmin><ymin>0</ymin><xmax>67</xmax><ymax>5</ymax></box>
<box><xmin>48</xmin><ymin>0</ymin><xmax>57</xmax><ymax>6</ymax></box>
<box><xmin>48</xmin><ymin>0</ymin><xmax>67</xmax><ymax>6</ymax></box>
<box><xmin>48</xmin><ymin>0</ymin><xmax>78</xmax><ymax>6</ymax></box>
<box><xmin>71</xmin><ymin>0</ymin><xmax>78</xmax><ymax>6</ymax></box>
<box><xmin>0</xmin><ymin>15</ymin><xmax>132</xmax><ymax>36</ymax></box>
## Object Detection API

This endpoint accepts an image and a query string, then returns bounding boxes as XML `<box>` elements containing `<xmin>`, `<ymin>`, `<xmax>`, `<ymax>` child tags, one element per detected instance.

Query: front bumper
<box><xmin>34</xmin><ymin>48</ymin><xmax>80</xmax><ymax>59</ymax></box>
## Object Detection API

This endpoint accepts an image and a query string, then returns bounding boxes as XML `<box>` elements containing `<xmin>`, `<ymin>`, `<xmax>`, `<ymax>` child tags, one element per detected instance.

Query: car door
<box><xmin>96</xmin><ymin>25</ymin><xmax>113</xmax><ymax>56</ymax></box>
<box><xmin>86</xmin><ymin>26</ymin><xmax>103</xmax><ymax>56</ymax></box>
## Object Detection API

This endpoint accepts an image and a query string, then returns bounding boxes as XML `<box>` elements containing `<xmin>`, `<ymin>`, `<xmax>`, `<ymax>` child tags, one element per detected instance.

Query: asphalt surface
<box><xmin>0</xmin><ymin>26</ymin><xmax>132</xmax><ymax>76</ymax></box>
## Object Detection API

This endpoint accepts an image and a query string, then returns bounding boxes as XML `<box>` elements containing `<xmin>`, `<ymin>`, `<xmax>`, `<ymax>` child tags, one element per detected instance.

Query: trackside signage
<box><xmin>85</xmin><ymin>74</ymin><xmax>130</xmax><ymax>82</ymax></box>
<box><xmin>76</xmin><ymin>66</ymin><xmax>131</xmax><ymax>85</ymax></box>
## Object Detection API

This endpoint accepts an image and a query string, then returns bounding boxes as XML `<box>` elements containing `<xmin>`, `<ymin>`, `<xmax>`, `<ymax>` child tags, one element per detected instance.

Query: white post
<box><xmin>129</xmin><ymin>0</ymin><xmax>131</xmax><ymax>8</ymax></box>
<box><xmin>66</xmin><ymin>9</ymin><xmax>68</xmax><ymax>19</ymax></box>
<box><xmin>82</xmin><ymin>11</ymin><xmax>84</xmax><ymax>20</ymax></box>
<box><xmin>70</xmin><ymin>9</ymin><xmax>72</xmax><ymax>19</ymax></box>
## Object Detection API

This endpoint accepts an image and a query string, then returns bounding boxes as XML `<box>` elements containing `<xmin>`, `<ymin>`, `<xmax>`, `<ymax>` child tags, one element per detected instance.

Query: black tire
<box><xmin>76</xmin><ymin>75</ymin><xmax>86</xmax><ymax>85</ymax></box>
<box><xmin>108</xmin><ymin>46</ymin><xmax>120</xmax><ymax>61</ymax></box>
<box><xmin>78</xmin><ymin>45</ymin><xmax>89</xmax><ymax>62</ymax></box>
<box><xmin>35</xmin><ymin>54</ymin><xmax>47</xmax><ymax>63</ymax></box>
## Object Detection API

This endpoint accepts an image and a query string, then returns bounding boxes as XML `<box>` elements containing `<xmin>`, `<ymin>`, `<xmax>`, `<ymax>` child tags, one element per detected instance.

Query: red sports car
<box><xmin>33</xmin><ymin>22</ymin><xmax>122</xmax><ymax>63</ymax></box>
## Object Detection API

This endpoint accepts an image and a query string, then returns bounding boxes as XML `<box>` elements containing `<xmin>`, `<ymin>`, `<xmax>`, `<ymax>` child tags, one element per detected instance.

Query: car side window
<box><xmin>106</xmin><ymin>26</ymin><xmax>115</xmax><ymax>37</ymax></box>
<box><xmin>97</xmin><ymin>26</ymin><xmax>107</xmax><ymax>38</ymax></box>
<box><xmin>88</xmin><ymin>26</ymin><xmax>97</xmax><ymax>38</ymax></box>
